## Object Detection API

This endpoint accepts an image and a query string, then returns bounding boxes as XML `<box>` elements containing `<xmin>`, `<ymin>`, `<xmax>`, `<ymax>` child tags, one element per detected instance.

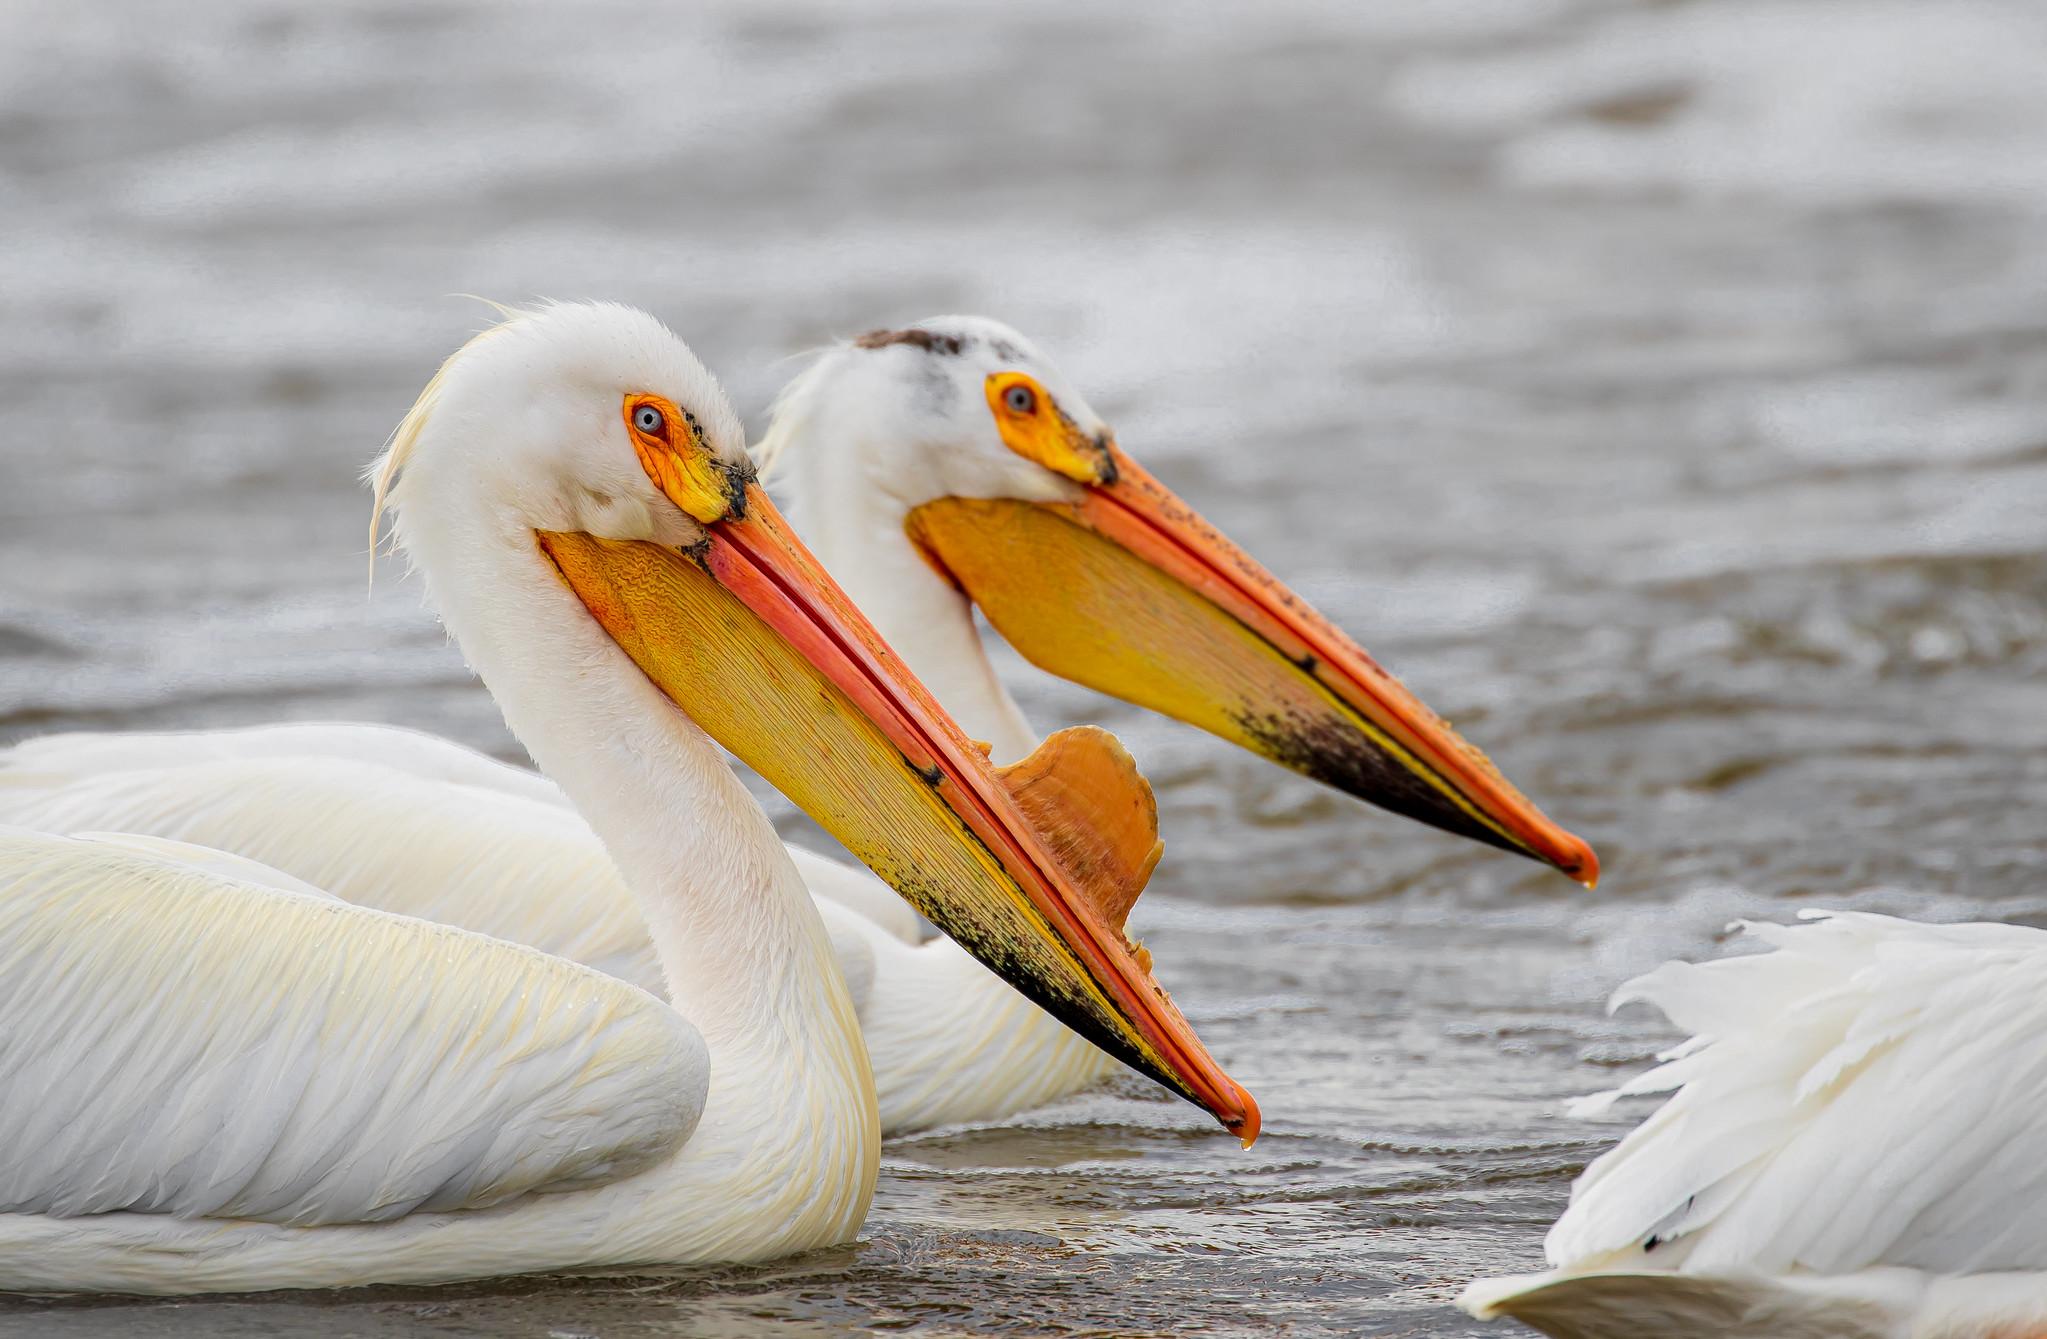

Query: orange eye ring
<box><xmin>622</xmin><ymin>392</ymin><xmax>739</xmax><ymax>524</ymax></box>
<box><xmin>989</xmin><ymin>373</ymin><xmax>1042</xmax><ymax>420</ymax></box>
<box><xmin>983</xmin><ymin>372</ymin><xmax>1115</xmax><ymax>486</ymax></box>
<box><xmin>626</xmin><ymin>393</ymin><xmax>704</xmax><ymax>449</ymax></box>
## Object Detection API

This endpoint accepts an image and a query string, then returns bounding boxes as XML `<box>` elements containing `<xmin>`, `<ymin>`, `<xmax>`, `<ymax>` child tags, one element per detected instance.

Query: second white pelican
<box><xmin>0</xmin><ymin>302</ymin><xmax>1249</xmax><ymax>1293</ymax></box>
<box><xmin>1460</xmin><ymin>911</ymin><xmax>2047</xmax><ymax>1338</ymax></box>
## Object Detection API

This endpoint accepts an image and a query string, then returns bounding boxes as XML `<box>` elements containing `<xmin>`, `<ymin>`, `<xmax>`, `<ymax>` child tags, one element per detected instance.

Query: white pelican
<box><xmin>1460</xmin><ymin>911</ymin><xmax>2047</xmax><ymax>1338</ymax></box>
<box><xmin>0</xmin><ymin>302</ymin><xmax>1251</xmax><ymax>1294</ymax></box>
<box><xmin>1</xmin><ymin>315</ymin><xmax>1596</xmax><ymax>1134</ymax></box>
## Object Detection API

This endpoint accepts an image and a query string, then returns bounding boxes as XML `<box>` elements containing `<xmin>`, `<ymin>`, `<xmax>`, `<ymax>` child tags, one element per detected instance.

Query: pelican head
<box><xmin>758</xmin><ymin>317</ymin><xmax>1597</xmax><ymax>885</ymax></box>
<box><xmin>375</xmin><ymin>302</ymin><xmax>1254</xmax><ymax>1139</ymax></box>
<box><xmin>372</xmin><ymin>302</ymin><xmax>756</xmax><ymax>564</ymax></box>
<box><xmin>758</xmin><ymin>319</ymin><xmax>1115</xmax><ymax>514</ymax></box>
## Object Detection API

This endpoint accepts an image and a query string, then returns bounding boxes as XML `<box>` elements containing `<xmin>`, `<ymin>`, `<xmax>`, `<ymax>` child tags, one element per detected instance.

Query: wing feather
<box><xmin>0</xmin><ymin>753</ymin><xmax>664</xmax><ymax>993</ymax></box>
<box><xmin>0</xmin><ymin>722</ymin><xmax>561</xmax><ymax>804</ymax></box>
<box><xmin>0</xmin><ymin>827</ymin><xmax>706</xmax><ymax>1227</ymax></box>
<box><xmin>1549</xmin><ymin>912</ymin><xmax>2047</xmax><ymax>1277</ymax></box>
<box><xmin>1</xmin><ymin>725</ymin><xmax>922</xmax><ymax>949</ymax></box>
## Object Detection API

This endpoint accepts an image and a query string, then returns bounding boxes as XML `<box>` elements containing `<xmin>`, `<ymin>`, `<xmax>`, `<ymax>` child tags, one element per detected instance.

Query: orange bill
<box><xmin>905</xmin><ymin>445</ymin><xmax>1597</xmax><ymax>885</ymax></box>
<box><xmin>538</xmin><ymin>477</ymin><xmax>1256</xmax><ymax>1141</ymax></box>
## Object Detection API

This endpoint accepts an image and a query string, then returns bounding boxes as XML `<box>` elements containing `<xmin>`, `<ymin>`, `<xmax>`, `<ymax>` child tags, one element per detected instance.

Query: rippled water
<box><xmin>7</xmin><ymin>1</ymin><xmax>2047</xmax><ymax>1334</ymax></box>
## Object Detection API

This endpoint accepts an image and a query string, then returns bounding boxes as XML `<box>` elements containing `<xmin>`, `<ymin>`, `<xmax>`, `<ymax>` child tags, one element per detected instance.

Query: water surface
<box><xmin>6</xmin><ymin>1</ymin><xmax>2047</xmax><ymax>1333</ymax></box>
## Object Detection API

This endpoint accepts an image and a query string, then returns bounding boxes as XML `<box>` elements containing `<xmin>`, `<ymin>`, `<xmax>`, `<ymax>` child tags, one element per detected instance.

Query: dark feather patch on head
<box><xmin>854</xmin><ymin>328</ymin><xmax>966</xmax><ymax>356</ymax></box>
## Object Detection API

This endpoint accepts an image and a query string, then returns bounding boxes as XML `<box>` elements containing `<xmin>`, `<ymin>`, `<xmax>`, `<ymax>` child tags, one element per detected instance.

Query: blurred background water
<box><xmin>6</xmin><ymin>0</ymin><xmax>2047</xmax><ymax>1334</ymax></box>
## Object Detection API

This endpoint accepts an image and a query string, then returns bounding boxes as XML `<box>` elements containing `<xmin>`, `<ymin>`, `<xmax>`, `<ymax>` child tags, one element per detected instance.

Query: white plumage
<box><xmin>1</xmin><ymin>719</ymin><xmax>923</xmax><ymax>945</ymax></box>
<box><xmin>0</xmin><ymin>722</ymin><xmax>1110</xmax><ymax>1134</ymax></box>
<box><xmin>2</xmin><ymin>741</ymin><xmax>666</xmax><ymax>990</ymax></box>
<box><xmin>1461</xmin><ymin>911</ymin><xmax>2047</xmax><ymax>1339</ymax></box>
<box><xmin>0</xmin><ymin>827</ymin><xmax>704</xmax><ymax>1227</ymax></box>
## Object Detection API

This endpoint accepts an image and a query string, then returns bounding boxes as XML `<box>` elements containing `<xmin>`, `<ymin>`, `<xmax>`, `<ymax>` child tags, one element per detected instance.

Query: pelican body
<box><xmin>1462</xmin><ymin>912</ymin><xmax>2047</xmax><ymax>1339</ymax></box>
<box><xmin>0</xmin><ymin>303</ymin><xmax>1249</xmax><ymax>1293</ymax></box>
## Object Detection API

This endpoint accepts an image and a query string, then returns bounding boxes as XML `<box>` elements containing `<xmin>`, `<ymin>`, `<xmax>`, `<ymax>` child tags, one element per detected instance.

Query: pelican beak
<box><xmin>904</xmin><ymin>446</ymin><xmax>1597</xmax><ymax>885</ymax></box>
<box><xmin>537</xmin><ymin>477</ymin><xmax>1257</xmax><ymax>1141</ymax></box>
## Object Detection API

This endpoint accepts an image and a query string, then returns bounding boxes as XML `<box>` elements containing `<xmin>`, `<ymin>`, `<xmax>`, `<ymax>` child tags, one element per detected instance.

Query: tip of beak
<box><xmin>1225</xmin><ymin>1082</ymin><xmax>1262</xmax><ymax>1148</ymax></box>
<box><xmin>1550</xmin><ymin>832</ymin><xmax>1600</xmax><ymax>889</ymax></box>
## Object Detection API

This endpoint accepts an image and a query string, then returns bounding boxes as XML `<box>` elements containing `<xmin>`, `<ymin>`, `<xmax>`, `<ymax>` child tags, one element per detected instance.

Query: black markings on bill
<box><xmin>1234</xmin><ymin>707</ymin><xmax>1520</xmax><ymax>859</ymax></box>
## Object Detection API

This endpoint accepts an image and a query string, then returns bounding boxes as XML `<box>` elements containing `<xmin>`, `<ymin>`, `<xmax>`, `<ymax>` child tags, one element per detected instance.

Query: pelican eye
<box><xmin>633</xmin><ymin>404</ymin><xmax>667</xmax><ymax>436</ymax></box>
<box><xmin>1003</xmin><ymin>384</ymin><xmax>1037</xmax><ymax>415</ymax></box>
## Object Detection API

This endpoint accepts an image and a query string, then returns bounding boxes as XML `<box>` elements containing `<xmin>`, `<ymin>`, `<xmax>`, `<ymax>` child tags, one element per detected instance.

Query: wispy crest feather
<box><xmin>364</xmin><ymin>305</ymin><xmax>530</xmax><ymax>587</ymax></box>
<box><xmin>750</xmin><ymin>344</ymin><xmax>837</xmax><ymax>483</ymax></box>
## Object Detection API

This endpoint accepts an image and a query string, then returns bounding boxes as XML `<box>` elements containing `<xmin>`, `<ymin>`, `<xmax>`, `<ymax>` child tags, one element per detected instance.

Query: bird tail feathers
<box><xmin>1458</xmin><ymin>1269</ymin><xmax>1904</xmax><ymax>1339</ymax></box>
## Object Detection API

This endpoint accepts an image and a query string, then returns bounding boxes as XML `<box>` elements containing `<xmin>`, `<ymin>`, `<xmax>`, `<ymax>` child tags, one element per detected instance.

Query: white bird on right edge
<box><xmin>1460</xmin><ymin>910</ymin><xmax>2047</xmax><ymax>1339</ymax></box>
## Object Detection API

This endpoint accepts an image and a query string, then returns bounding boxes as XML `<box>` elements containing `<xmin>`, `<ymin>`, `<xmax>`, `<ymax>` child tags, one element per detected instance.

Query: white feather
<box><xmin>0</xmin><ymin>826</ymin><xmax>705</xmax><ymax>1226</ymax></box>
<box><xmin>1</xmin><ymin>721</ymin><xmax>919</xmax><ymax>944</ymax></box>
<box><xmin>1</xmin><ymin>750</ymin><xmax>663</xmax><ymax>992</ymax></box>
<box><xmin>0</xmin><ymin>720</ymin><xmax>562</xmax><ymax>806</ymax></box>
<box><xmin>1463</xmin><ymin>912</ymin><xmax>2047</xmax><ymax>1338</ymax></box>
